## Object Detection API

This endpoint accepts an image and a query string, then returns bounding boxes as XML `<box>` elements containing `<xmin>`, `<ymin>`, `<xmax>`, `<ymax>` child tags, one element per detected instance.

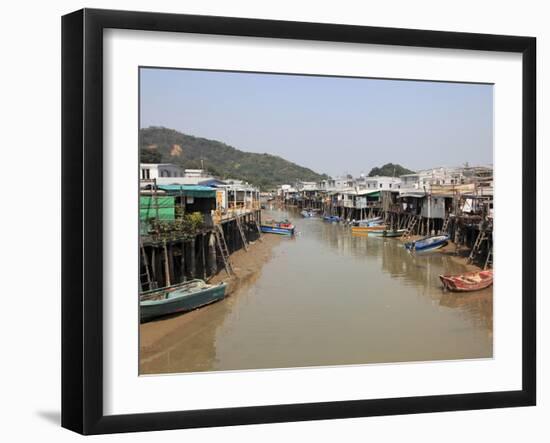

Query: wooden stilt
<box><xmin>201</xmin><ymin>233</ymin><xmax>206</xmax><ymax>279</ymax></box>
<box><xmin>189</xmin><ymin>238</ymin><xmax>196</xmax><ymax>278</ymax></box>
<box><xmin>163</xmin><ymin>241</ymin><xmax>171</xmax><ymax>287</ymax></box>
<box><xmin>180</xmin><ymin>241</ymin><xmax>186</xmax><ymax>282</ymax></box>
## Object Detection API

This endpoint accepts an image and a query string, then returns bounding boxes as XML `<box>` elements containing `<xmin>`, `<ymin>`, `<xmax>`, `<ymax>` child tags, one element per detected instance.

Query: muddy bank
<box><xmin>207</xmin><ymin>234</ymin><xmax>282</xmax><ymax>295</ymax></box>
<box><xmin>405</xmin><ymin>235</ymin><xmax>487</xmax><ymax>272</ymax></box>
<box><xmin>139</xmin><ymin>233</ymin><xmax>282</xmax><ymax>366</ymax></box>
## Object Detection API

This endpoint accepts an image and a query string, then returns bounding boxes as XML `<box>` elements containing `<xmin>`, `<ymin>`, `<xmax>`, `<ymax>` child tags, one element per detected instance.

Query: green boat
<box><xmin>140</xmin><ymin>279</ymin><xmax>227</xmax><ymax>322</ymax></box>
<box><xmin>381</xmin><ymin>229</ymin><xmax>406</xmax><ymax>238</ymax></box>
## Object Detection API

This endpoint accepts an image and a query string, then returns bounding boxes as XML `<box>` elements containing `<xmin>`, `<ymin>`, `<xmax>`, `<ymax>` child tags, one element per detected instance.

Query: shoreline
<box><xmin>139</xmin><ymin>232</ymin><xmax>282</xmax><ymax>358</ymax></box>
<box><xmin>404</xmin><ymin>235</ymin><xmax>487</xmax><ymax>272</ymax></box>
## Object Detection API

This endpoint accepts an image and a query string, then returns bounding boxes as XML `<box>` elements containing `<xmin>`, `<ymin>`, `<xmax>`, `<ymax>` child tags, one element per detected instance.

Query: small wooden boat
<box><xmin>381</xmin><ymin>229</ymin><xmax>406</xmax><ymax>238</ymax></box>
<box><xmin>439</xmin><ymin>270</ymin><xmax>493</xmax><ymax>292</ymax></box>
<box><xmin>404</xmin><ymin>234</ymin><xmax>449</xmax><ymax>252</ymax></box>
<box><xmin>140</xmin><ymin>279</ymin><xmax>227</xmax><ymax>322</ymax></box>
<box><xmin>352</xmin><ymin>216</ymin><xmax>383</xmax><ymax>226</ymax></box>
<box><xmin>260</xmin><ymin>220</ymin><xmax>295</xmax><ymax>235</ymax></box>
<box><xmin>323</xmin><ymin>215</ymin><xmax>340</xmax><ymax>222</ymax></box>
<box><xmin>351</xmin><ymin>224</ymin><xmax>388</xmax><ymax>234</ymax></box>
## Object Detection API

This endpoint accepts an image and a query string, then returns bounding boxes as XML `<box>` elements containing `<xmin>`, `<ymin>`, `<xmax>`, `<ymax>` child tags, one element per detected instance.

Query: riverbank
<box><xmin>405</xmin><ymin>234</ymin><xmax>487</xmax><ymax>272</ymax></box>
<box><xmin>139</xmin><ymin>232</ymin><xmax>282</xmax><ymax>372</ymax></box>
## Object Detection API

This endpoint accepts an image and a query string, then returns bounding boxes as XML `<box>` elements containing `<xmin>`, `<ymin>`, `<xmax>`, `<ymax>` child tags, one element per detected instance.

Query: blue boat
<box><xmin>405</xmin><ymin>234</ymin><xmax>449</xmax><ymax>252</ymax></box>
<box><xmin>352</xmin><ymin>216</ymin><xmax>382</xmax><ymax>226</ymax></box>
<box><xmin>140</xmin><ymin>279</ymin><xmax>227</xmax><ymax>322</ymax></box>
<box><xmin>323</xmin><ymin>215</ymin><xmax>340</xmax><ymax>222</ymax></box>
<box><xmin>260</xmin><ymin>220</ymin><xmax>295</xmax><ymax>236</ymax></box>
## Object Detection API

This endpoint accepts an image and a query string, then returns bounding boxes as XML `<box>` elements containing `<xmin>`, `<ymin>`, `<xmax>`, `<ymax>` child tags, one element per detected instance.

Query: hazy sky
<box><xmin>140</xmin><ymin>68</ymin><xmax>493</xmax><ymax>177</ymax></box>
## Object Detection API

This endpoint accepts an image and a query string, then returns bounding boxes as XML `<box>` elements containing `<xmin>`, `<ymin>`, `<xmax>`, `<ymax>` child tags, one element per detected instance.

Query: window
<box><xmin>379</xmin><ymin>183</ymin><xmax>382</xmax><ymax>188</ymax></box>
<box><xmin>389</xmin><ymin>183</ymin><xmax>392</xmax><ymax>188</ymax></box>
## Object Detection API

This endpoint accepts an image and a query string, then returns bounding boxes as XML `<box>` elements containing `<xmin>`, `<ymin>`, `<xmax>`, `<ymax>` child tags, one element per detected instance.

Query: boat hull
<box><xmin>405</xmin><ymin>235</ymin><xmax>449</xmax><ymax>252</ymax></box>
<box><xmin>439</xmin><ymin>270</ymin><xmax>493</xmax><ymax>292</ymax></box>
<box><xmin>351</xmin><ymin>225</ymin><xmax>388</xmax><ymax>234</ymax></box>
<box><xmin>353</xmin><ymin>217</ymin><xmax>383</xmax><ymax>226</ymax></box>
<box><xmin>323</xmin><ymin>215</ymin><xmax>340</xmax><ymax>222</ymax></box>
<box><xmin>260</xmin><ymin>225</ymin><xmax>295</xmax><ymax>235</ymax></box>
<box><xmin>140</xmin><ymin>281</ymin><xmax>227</xmax><ymax>322</ymax></box>
<box><xmin>301</xmin><ymin>210</ymin><xmax>318</xmax><ymax>218</ymax></box>
<box><xmin>382</xmin><ymin>229</ymin><xmax>406</xmax><ymax>238</ymax></box>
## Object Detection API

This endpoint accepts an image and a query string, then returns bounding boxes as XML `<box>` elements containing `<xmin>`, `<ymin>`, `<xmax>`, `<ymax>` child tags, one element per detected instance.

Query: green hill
<box><xmin>368</xmin><ymin>163</ymin><xmax>414</xmax><ymax>177</ymax></box>
<box><xmin>139</xmin><ymin>127</ymin><xmax>328</xmax><ymax>190</ymax></box>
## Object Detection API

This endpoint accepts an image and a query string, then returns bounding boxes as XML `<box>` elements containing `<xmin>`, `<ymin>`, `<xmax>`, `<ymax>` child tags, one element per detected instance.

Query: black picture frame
<box><xmin>62</xmin><ymin>8</ymin><xmax>536</xmax><ymax>435</ymax></box>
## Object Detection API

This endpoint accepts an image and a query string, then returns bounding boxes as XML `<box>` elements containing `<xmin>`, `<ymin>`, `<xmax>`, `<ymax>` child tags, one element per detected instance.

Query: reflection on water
<box><xmin>141</xmin><ymin>208</ymin><xmax>493</xmax><ymax>374</ymax></box>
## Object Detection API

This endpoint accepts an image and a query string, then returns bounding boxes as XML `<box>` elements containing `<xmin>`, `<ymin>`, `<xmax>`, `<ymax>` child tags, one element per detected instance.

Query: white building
<box><xmin>399</xmin><ymin>167</ymin><xmax>466</xmax><ymax>193</ymax></box>
<box><xmin>140</xmin><ymin>163</ymin><xmax>183</xmax><ymax>180</ymax></box>
<box><xmin>140</xmin><ymin>164</ymin><xmax>215</xmax><ymax>187</ymax></box>
<box><xmin>364</xmin><ymin>176</ymin><xmax>401</xmax><ymax>191</ymax></box>
<box><xmin>318</xmin><ymin>177</ymin><xmax>355</xmax><ymax>192</ymax></box>
<box><xmin>219</xmin><ymin>179</ymin><xmax>260</xmax><ymax>210</ymax></box>
<box><xmin>295</xmin><ymin>181</ymin><xmax>318</xmax><ymax>191</ymax></box>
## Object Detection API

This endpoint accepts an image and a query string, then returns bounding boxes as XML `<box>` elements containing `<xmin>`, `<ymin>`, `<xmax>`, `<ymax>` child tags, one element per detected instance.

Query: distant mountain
<box><xmin>139</xmin><ymin>127</ymin><xmax>328</xmax><ymax>190</ymax></box>
<box><xmin>368</xmin><ymin>163</ymin><xmax>414</xmax><ymax>177</ymax></box>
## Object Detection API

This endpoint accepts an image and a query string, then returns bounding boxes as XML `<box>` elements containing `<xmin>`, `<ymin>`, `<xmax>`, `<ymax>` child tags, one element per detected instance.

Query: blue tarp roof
<box><xmin>199</xmin><ymin>178</ymin><xmax>227</xmax><ymax>187</ymax></box>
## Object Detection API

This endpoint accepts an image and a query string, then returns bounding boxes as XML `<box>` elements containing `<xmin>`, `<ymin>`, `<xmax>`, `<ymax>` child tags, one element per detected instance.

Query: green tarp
<box><xmin>140</xmin><ymin>196</ymin><xmax>175</xmax><ymax>221</ymax></box>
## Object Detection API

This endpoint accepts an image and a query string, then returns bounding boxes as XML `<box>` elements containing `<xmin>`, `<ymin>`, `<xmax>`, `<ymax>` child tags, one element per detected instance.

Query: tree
<box><xmin>140</xmin><ymin>148</ymin><xmax>162</xmax><ymax>163</ymax></box>
<box><xmin>368</xmin><ymin>163</ymin><xmax>414</xmax><ymax>177</ymax></box>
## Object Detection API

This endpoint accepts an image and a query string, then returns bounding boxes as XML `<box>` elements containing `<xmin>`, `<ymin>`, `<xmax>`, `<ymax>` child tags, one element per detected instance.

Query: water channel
<box><xmin>140</xmin><ymin>208</ymin><xmax>492</xmax><ymax>374</ymax></box>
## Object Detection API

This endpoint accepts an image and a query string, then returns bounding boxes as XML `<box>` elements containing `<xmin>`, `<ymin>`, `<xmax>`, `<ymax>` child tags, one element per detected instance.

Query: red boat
<box><xmin>439</xmin><ymin>270</ymin><xmax>493</xmax><ymax>292</ymax></box>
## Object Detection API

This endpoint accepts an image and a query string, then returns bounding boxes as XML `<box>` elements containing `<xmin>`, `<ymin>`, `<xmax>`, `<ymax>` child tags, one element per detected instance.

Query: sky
<box><xmin>140</xmin><ymin>68</ymin><xmax>493</xmax><ymax>177</ymax></box>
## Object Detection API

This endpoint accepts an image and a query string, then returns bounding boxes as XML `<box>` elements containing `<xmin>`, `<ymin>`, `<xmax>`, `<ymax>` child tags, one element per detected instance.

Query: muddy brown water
<box><xmin>140</xmin><ymin>208</ymin><xmax>492</xmax><ymax>374</ymax></box>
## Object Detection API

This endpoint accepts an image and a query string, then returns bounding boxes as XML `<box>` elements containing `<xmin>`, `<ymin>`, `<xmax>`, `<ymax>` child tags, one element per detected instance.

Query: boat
<box><xmin>301</xmin><ymin>209</ymin><xmax>319</xmax><ymax>218</ymax></box>
<box><xmin>439</xmin><ymin>270</ymin><xmax>493</xmax><ymax>292</ymax></box>
<box><xmin>323</xmin><ymin>215</ymin><xmax>340</xmax><ymax>222</ymax></box>
<box><xmin>140</xmin><ymin>279</ymin><xmax>227</xmax><ymax>322</ymax></box>
<box><xmin>352</xmin><ymin>216</ymin><xmax>383</xmax><ymax>226</ymax></box>
<box><xmin>381</xmin><ymin>229</ymin><xmax>406</xmax><ymax>238</ymax></box>
<box><xmin>351</xmin><ymin>224</ymin><xmax>388</xmax><ymax>234</ymax></box>
<box><xmin>260</xmin><ymin>220</ymin><xmax>295</xmax><ymax>235</ymax></box>
<box><xmin>404</xmin><ymin>234</ymin><xmax>449</xmax><ymax>252</ymax></box>
<box><xmin>368</xmin><ymin>228</ymin><xmax>406</xmax><ymax>237</ymax></box>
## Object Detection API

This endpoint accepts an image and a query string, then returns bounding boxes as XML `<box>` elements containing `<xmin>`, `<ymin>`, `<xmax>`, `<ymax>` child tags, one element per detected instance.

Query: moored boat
<box><xmin>323</xmin><ymin>215</ymin><xmax>340</xmax><ymax>222</ymax></box>
<box><xmin>260</xmin><ymin>220</ymin><xmax>295</xmax><ymax>235</ymax></box>
<box><xmin>439</xmin><ymin>270</ymin><xmax>493</xmax><ymax>292</ymax></box>
<box><xmin>301</xmin><ymin>209</ymin><xmax>319</xmax><ymax>218</ymax></box>
<box><xmin>351</xmin><ymin>224</ymin><xmax>388</xmax><ymax>234</ymax></box>
<box><xmin>381</xmin><ymin>229</ymin><xmax>406</xmax><ymax>238</ymax></box>
<box><xmin>352</xmin><ymin>216</ymin><xmax>383</xmax><ymax>226</ymax></box>
<box><xmin>404</xmin><ymin>234</ymin><xmax>449</xmax><ymax>252</ymax></box>
<box><xmin>140</xmin><ymin>279</ymin><xmax>227</xmax><ymax>322</ymax></box>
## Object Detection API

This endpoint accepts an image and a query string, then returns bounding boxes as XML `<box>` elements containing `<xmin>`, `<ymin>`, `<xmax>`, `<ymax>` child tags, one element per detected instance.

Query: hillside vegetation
<box><xmin>140</xmin><ymin>127</ymin><xmax>328</xmax><ymax>190</ymax></box>
<box><xmin>368</xmin><ymin>163</ymin><xmax>414</xmax><ymax>177</ymax></box>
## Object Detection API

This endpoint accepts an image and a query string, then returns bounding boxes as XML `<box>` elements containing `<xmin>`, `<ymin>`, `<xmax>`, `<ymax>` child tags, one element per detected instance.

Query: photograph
<box><xmin>138</xmin><ymin>68</ymin><xmax>494</xmax><ymax>375</ymax></box>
